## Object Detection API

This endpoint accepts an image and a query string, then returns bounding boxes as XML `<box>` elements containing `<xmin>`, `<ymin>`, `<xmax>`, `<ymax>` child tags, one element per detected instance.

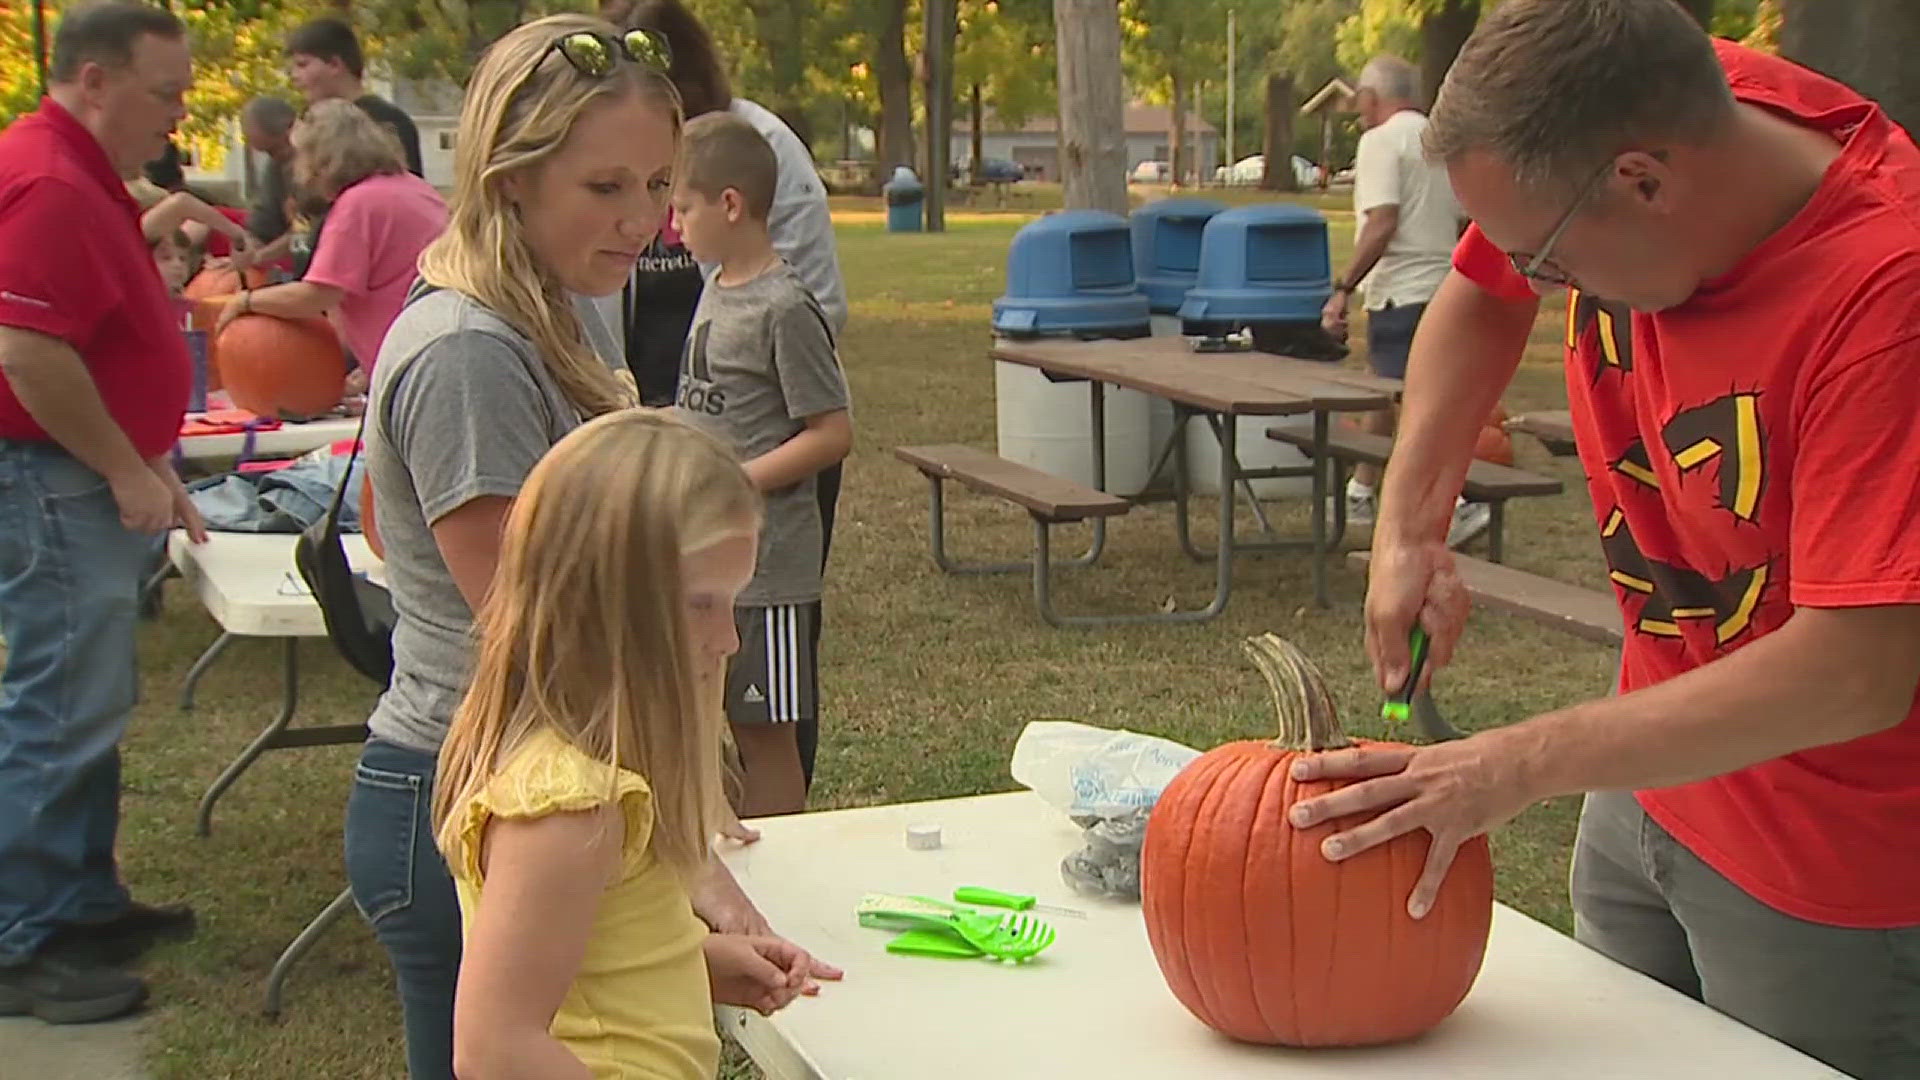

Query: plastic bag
<box><xmin>1010</xmin><ymin>721</ymin><xmax>1200</xmax><ymax>820</ymax></box>
<box><xmin>1010</xmin><ymin>721</ymin><xmax>1201</xmax><ymax>901</ymax></box>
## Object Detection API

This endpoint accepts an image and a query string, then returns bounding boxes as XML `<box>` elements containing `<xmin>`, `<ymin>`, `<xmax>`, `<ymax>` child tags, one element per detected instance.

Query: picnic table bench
<box><xmin>1505</xmin><ymin>410</ymin><xmax>1579</xmax><ymax>457</ymax></box>
<box><xmin>893</xmin><ymin>444</ymin><xmax>1133</xmax><ymax>628</ymax></box>
<box><xmin>1269</xmin><ymin>427</ymin><xmax>1564</xmax><ymax>562</ymax></box>
<box><xmin>1349</xmin><ymin>550</ymin><xmax>1623</xmax><ymax>645</ymax></box>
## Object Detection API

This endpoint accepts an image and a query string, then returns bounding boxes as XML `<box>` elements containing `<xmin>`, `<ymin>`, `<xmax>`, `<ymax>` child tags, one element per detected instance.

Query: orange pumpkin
<box><xmin>360</xmin><ymin>476</ymin><xmax>383</xmax><ymax>560</ymax></box>
<box><xmin>183</xmin><ymin>265</ymin><xmax>269</xmax><ymax>301</ymax></box>
<box><xmin>216</xmin><ymin>314</ymin><xmax>348</xmax><ymax>419</ymax></box>
<box><xmin>1474</xmin><ymin>424</ymin><xmax>1515</xmax><ymax>466</ymax></box>
<box><xmin>1142</xmin><ymin>634</ymin><xmax>1493</xmax><ymax>1048</ymax></box>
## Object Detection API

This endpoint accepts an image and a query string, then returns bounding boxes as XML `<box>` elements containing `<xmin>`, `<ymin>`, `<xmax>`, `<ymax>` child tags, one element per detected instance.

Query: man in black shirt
<box><xmin>284</xmin><ymin>17</ymin><xmax>423</xmax><ymax>177</ymax></box>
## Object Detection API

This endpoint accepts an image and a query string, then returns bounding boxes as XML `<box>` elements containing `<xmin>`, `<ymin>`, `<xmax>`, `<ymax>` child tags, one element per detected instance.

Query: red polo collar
<box><xmin>34</xmin><ymin>96</ymin><xmax>141</xmax><ymax>218</ymax></box>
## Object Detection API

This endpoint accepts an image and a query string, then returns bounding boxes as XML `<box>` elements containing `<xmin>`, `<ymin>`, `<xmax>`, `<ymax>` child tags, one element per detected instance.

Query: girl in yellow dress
<box><xmin>432</xmin><ymin>410</ymin><xmax>824</xmax><ymax>1079</ymax></box>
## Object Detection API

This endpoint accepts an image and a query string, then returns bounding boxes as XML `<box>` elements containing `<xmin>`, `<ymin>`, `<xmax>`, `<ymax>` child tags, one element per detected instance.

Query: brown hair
<box><xmin>285</xmin><ymin>17</ymin><xmax>364</xmax><ymax>79</ymax></box>
<box><xmin>1425</xmin><ymin>0</ymin><xmax>1734</xmax><ymax>191</ymax></box>
<box><xmin>433</xmin><ymin>410</ymin><xmax>759</xmax><ymax>881</ymax></box>
<box><xmin>50</xmin><ymin>1</ymin><xmax>183</xmax><ymax>83</ymax></box>
<box><xmin>292</xmin><ymin>99</ymin><xmax>406</xmax><ymax>201</ymax></box>
<box><xmin>606</xmin><ymin>0</ymin><xmax>732</xmax><ymax>118</ymax></box>
<box><xmin>677</xmin><ymin>112</ymin><xmax>777</xmax><ymax>221</ymax></box>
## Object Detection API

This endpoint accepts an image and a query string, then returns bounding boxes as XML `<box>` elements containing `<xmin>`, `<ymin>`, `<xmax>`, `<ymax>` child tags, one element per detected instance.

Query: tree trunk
<box><xmin>1053</xmin><ymin>0</ymin><xmax>1128</xmax><ymax>214</ymax></box>
<box><xmin>1169</xmin><ymin>71</ymin><xmax>1187</xmax><ymax>188</ymax></box>
<box><xmin>970</xmin><ymin>82</ymin><xmax>985</xmax><ymax>184</ymax></box>
<box><xmin>1781</xmin><ymin>0</ymin><xmax>1920</xmax><ymax>139</ymax></box>
<box><xmin>746</xmin><ymin>0</ymin><xmax>813</xmax><ymax>146</ymax></box>
<box><xmin>923</xmin><ymin>0</ymin><xmax>956</xmax><ymax>230</ymax></box>
<box><xmin>1419</xmin><ymin>0</ymin><xmax>1479</xmax><ymax>108</ymax></box>
<box><xmin>876</xmin><ymin>0</ymin><xmax>915</xmax><ymax>179</ymax></box>
<box><xmin>1673</xmin><ymin>0</ymin><xmax>1713</xmax><ymax>28</ymax></box>
<box><xmin>1261</xmin><ymin>72</ymin><xmax>1296</xmax><ymax>192</ymax></box>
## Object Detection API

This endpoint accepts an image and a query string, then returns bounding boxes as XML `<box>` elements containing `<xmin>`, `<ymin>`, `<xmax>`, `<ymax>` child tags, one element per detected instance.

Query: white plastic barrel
<box><xmin>1181</xmin><ymin>348</ymin><xmax>1317</xmax><ymax>497</ymax></box>
<box><xmin>994</xmin><ymin>343</ymin><xmax>1153</xmax><ymax>496</ymax></box>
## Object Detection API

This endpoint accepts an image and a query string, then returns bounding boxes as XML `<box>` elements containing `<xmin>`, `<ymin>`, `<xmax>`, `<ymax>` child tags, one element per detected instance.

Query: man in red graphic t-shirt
<box><xmin>1278</xmin><ymin>3</ymin><xmax>1920</xmax><ymax>1077</ymax></box>
<box><xmin>0</xmin><ymin>1</ymin><xmax>207</xmax><ymax>1026</ymax></box>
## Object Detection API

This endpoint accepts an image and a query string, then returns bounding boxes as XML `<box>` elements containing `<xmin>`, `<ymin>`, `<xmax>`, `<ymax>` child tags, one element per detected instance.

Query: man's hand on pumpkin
<box><xmin>1284</xmin><ymin>730</ymin><xmax>1538</xmax><ymax>919</ymax></box>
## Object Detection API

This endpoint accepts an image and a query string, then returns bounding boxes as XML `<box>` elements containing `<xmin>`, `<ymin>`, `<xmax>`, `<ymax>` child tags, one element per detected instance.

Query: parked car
<box><xmin>1129</xmin><ymin>159</ymin><xmax>1171</xmax><ymax>184</ymax></box>
<box><xmin>1212</xmin><ymin>154</ymin><xmax>1321</xmax><ymax>188</ymax></box>
<box><xmin>957</xmin><ymin>157</ymin><xmax>1025</xmax><ymax>184</ymax></box>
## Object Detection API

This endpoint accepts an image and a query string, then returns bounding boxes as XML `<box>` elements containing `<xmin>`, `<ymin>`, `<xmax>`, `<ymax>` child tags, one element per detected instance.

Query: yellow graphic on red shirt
<box><xmin>1661</xmin><ymin>393</ymin><xmax>1765</xmax><ymax>522</ymax></box>
<box><xmin>1600</xmin><ymin>508</ymin><xmax>1771</xmax><ymax>644</ymax></box>
<box><xmin>1570</xmin><ymin>289</ymin><xmax>1634</xmax><ymax>375</ymax></box>
<box><xmin>1611</xmin><ymin>439</ymin><xmax>1660</xmax><ymax>490</ymax></box>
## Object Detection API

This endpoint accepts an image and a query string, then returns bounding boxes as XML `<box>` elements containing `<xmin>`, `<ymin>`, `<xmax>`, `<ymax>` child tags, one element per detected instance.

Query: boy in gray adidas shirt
<box><xmin>671</xmin><ymin>112</ymin><xmax>853</xmax><ymax>817</ymax></box>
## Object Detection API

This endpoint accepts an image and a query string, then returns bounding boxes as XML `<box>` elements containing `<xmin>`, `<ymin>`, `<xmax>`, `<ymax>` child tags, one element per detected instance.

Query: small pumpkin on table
<box><xmin>1141</xmin><ymin>633</ymin><xmax>1495</xmax><ymax>1048</ymax></box>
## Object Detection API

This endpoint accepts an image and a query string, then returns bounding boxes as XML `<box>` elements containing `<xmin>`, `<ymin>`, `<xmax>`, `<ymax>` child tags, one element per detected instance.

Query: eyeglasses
<box><xmin>545</xmin><ymin>28</ymin><xmax>672</xmax><ymax>79</ymax></box>
<box><xmin>1508</xmin><ymin>159</ymin><xmax>1613</xmax><ymax>289</ymax></box>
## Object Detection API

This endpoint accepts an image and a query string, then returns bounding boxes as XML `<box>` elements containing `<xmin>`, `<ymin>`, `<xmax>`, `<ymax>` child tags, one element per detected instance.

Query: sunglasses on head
<box><xmin>546</xmin><ymin>28</ymin><xmax>672</xmax><ymax>78</ymax></box>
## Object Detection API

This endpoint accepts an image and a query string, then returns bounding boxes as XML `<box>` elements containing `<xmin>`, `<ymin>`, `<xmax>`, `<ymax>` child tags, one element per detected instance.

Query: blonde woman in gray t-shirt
<box><xmin>344</xmin><ymin>17</ymin><xmax>836</xmax><ymax>1077</ymax></box>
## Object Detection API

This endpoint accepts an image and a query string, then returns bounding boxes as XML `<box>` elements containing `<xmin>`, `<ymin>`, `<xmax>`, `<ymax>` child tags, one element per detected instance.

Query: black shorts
<box><xmin>1364</xmin><ymin>300</ymin><xmax>1428</xmax><ymax>380</ymax></box>
<box><xmin>725</xmin><ymin>603</ymin><xmax>820</xmax><ymax>727</ymax></box>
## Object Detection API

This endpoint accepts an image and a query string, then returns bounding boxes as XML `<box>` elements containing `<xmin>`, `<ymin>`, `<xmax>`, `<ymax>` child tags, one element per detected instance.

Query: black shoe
<box><xmin>50</xmin><ymin>901</ymin><xmax>197</xmax><ymax>965</ymax></box>
<box><xmin>0</xmin><ymin>948</ymin><xmax>147</xmax><ymax>1025</ymax></box>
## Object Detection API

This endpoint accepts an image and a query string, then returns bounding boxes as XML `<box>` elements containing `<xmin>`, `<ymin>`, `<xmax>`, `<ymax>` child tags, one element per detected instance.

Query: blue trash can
<box><xmin>883</xmin><ymin>166</ymin><xmax>925</xmax><ymax>233</ymax></box>
<box><xmin>1130</xmin><ymin>197</ymin><xmax>1229</xmax><ymax>314</ymax></box>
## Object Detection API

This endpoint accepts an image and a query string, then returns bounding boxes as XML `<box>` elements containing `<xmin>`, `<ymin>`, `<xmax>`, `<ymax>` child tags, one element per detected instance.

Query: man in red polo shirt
<box><xmin>1280</xmin><ymin>2</ymin><xmax>1920</xmax><ymax>1077</ymax></box>
<box><xmin>0</xmin><ymin>1</ymin><xmax>206</xmax><ymax>1024</ymax></box>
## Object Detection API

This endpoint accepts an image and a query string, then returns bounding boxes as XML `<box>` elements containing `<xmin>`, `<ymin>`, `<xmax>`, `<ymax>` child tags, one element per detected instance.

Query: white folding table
<box><xmin>718</xmin><ymin>792</ymin><xmax>1850</xmax><ymax>1080</ymax></box>
<box><xmin>165</xmin><ymin>529</ymin><xmax>382</xmax><ymax>1015</ymax></box>
<box><xmin>175</xmin><ymin>415</ymin><xmax>361</xmax><ymax>469</ymax></box>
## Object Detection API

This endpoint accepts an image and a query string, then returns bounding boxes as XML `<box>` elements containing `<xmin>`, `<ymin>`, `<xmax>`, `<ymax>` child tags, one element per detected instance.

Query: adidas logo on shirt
<box><xmin>743</xmin><ymin>685</ymin><xmax>766</xmax><ymax>704</ymax></box>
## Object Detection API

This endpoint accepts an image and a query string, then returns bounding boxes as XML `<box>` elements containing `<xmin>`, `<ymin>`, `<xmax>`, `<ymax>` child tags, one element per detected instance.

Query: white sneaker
<box><xmin>1447</xmin><ymin>501</ymin><xmax>1492</xmax><ymax>550</ymax></box>
<box><xmin>1344</xmin><ymin>490</ymin><xmax>1376</xmax><ymax>527</ymax></box>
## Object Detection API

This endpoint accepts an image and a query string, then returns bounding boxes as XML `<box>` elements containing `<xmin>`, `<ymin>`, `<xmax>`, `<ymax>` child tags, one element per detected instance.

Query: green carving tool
<box><xmin>1381</xmin><ymin>625</ymin><xmax>1431</xmax><ymax>726</ymax></box>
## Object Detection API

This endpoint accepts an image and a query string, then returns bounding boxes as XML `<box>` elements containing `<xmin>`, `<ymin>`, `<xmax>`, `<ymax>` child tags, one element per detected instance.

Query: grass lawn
<box><xmin>120</xmin><ymin>194</ymin><xmax>1612</xmax><ymax>1077</ymax></box>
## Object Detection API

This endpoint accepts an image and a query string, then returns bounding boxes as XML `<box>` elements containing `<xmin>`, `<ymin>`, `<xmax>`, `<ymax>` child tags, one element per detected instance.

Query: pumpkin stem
<box><xmin>1243</xmin><ymin>633</ymin><xmax>1351</xmax><ymax>753</ymax></box>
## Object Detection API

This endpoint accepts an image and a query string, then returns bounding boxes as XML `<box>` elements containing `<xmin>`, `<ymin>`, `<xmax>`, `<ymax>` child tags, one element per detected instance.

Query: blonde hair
<box><xmin>419</xmin><ymin>13</ymin><xmax>682</xmax><ymax>420</ymax></box>
<box><xmin>1425</xmin><ymin>0</ymin><xmax>1733</xmax><ymax>192</ymax></box>
<box><xmin>678</xmin><ymin>111</ymin><xmax>778</xmax><ymax>221</ymax></box>
<box><xmin>432</xmin><ymin>409</ymin><xmax>760</xmax><ymax>880</ymax></box>
<box><xmin>292</xmin><ymin>99</ymin><xmax>406</xmax><ymax>200</ymax></box>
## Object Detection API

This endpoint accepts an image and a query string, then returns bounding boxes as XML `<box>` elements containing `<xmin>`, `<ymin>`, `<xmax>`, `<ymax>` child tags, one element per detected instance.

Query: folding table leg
<box><xmin>261</xmin><ymin>887</ymin><xmax>356</xmax><ymax>1018</ymax></box>
<box><xmin>197</xmin><ymin>637</ymin><xmax>298</xmax><ymax>837</ymax></box>
<box><xmin>178</xmin><ymin>632</ymin><xmax>236</xmax><ymax>711</ymax></box>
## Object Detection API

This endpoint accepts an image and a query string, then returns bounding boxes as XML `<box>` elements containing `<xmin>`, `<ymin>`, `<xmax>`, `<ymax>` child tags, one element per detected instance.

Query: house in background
<box><xmin>948</xmin><ymin>103</ymin><xmax>1219</xmax><ymax>183</ymax></box>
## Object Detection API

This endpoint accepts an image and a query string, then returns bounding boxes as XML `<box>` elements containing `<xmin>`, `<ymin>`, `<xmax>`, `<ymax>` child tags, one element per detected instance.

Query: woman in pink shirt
<box><xmin>217</xmin><ymin>99</ymin><xmax>447</xmax><ymax>384</ymax></box>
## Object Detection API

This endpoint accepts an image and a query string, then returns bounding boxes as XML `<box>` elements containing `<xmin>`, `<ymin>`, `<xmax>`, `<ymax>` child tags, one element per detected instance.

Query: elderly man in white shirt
<box><xmin>1322</xmin><ymin>55</ymin><xmax>1485</xmax><ymax>548</ymax></box>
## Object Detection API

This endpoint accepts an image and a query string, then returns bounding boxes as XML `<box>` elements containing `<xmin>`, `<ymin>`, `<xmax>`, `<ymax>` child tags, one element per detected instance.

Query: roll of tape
<box><xmin>905</xmin><ymin>823</ymin><xmax>942</xmax><ymax>851</ymax></box>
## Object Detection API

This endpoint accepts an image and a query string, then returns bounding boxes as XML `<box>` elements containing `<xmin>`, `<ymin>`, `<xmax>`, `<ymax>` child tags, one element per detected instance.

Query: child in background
<box><xmin>432</xmin><ymin>411</ymin><xmax>828</xmax><ymax>1080</ymax></box>
<box><xmin>669</xmin><ymin>112</ymin><xmax>853</xmax><ymax>818</ymax></box>
<box><xmin>150</xmin><ymin>229</ymin><xmax>197</xmax><ymax>301</ymax></box>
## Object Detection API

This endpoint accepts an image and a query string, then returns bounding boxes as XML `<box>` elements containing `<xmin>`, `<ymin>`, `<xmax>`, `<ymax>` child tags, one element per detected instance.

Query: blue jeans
<box><xmin>344</xmin><ymin>738</ymin><xmax>461</xmax><ymax>1080</ymax></box>
<box><xmin>0</xmin><ymin>444</ymin><xmax>149</xmax><ymax>964</ymax></box>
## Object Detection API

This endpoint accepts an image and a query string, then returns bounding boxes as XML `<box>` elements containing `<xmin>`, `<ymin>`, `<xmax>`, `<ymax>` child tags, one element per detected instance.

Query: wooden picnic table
<box><xmin>989</xmin><ymin>336</ymin><xmax>1397</xmax><ymax>609</ymax></box>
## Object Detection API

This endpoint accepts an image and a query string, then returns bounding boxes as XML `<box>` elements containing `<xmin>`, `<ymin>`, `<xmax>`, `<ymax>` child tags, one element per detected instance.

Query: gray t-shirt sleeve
<box><xmin>384</xmin><ymin>329</ymin><xmax>557</xmax><ymax>524</ymax></box>
<box><xmin>771</xmin><ymin>295</ymin><xmax>851</xmax><ymax>422</ymax></box>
